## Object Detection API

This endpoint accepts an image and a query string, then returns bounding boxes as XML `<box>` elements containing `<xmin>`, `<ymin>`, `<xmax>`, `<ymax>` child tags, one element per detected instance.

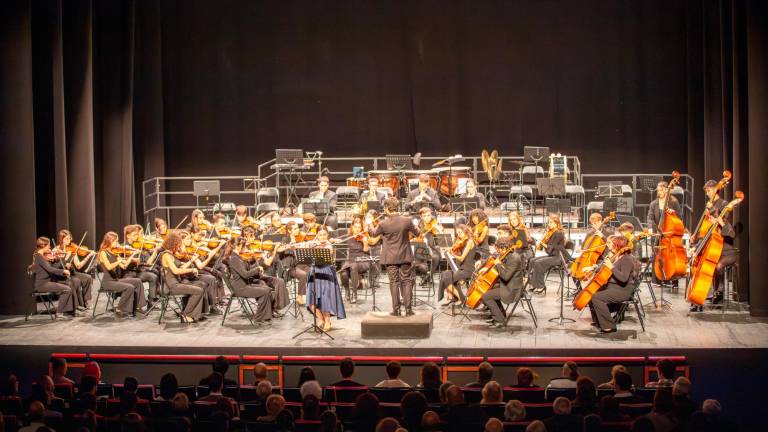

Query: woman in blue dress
<box><xmin>305</xmin><ymin>227</ymin><xmax>346</xmax><ymax>331</ymax></box>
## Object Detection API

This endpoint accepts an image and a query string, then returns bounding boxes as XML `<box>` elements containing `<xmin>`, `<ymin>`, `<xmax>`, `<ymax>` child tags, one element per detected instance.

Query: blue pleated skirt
<box><xmin>306</xmin><ymin>265</ymin><xmax>346</xmax><ymax>319</ymax></box>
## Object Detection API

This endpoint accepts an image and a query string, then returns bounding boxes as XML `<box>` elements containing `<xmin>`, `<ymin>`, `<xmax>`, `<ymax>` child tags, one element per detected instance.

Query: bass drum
<box><xmin>369</xmin><ymin>170</ymin><xmax>399</xmax><ymax>196</ymax></box>
<box><xmin>346</xmin><ymin>177</ymin><xmax>367</xmax><ymax>189</ymax></box>
<box><xmin>432</xmin><ymin>166</ymin><xmax>471</xmax><ymax>195</ymax></box>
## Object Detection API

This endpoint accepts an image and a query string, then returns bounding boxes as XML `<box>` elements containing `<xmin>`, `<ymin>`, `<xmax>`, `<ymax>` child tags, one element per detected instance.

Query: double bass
<box><xmin>466</xmin><ymin>239</ymin><xmax>523</xmax><ymax>309</ymax></box>
<box><xmin>572</xmin><ymin>245</ymin><xmax>633</xmax><ymax>310</ymax></box>
<box><xmin>652</xmin><ymin>171</ymin><xmax>688</xmax><ymax>282</ymax></box>
<box><xmin>686</xmin><ymin>191</ymin><xmax>744</xmax><ymax>305</ymax></box>
<box><xmin>570</xmin><ymin>212</ymin><xmax>615</xmax><ymax>281</ymax></box>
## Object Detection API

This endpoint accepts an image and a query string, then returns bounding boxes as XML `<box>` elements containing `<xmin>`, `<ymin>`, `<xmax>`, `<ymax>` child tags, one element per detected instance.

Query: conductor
<box><xmin>369</xmin><ymin>197</ymin><xmax>420</xmax><ymax>316</ymax></box>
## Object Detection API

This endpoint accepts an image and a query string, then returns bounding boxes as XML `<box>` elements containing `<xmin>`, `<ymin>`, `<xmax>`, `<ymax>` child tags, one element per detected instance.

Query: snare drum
<box><xmin>346</xmin><ymin>177</ymin><xmax>367</xmax><ymax>189</ymax></box>
<box><xmin>404</xmin><ymin>170</ymin><xmax>439</xmax><ymax>191</ymax></box>
<box><xmin>369</xmin><ymin>170</ymin><xmax>399</xmax><ymax>194</ymax></box>
<box><xmin>432</xmin><ymin>166</ymin><xmax>471</xmax><ymax>195</ymax></box>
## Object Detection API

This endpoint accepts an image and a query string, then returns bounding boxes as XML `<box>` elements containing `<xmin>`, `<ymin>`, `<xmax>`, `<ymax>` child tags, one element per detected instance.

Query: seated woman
<box><xmin>480</xmin><ymin>237</ymin><xmax>526</xmax><ymax>328</ymax></box>
<box><xmin>96</xmin><ymin>232</ymin><xmax>147</xmax><ymax>317</ymax></box>
<box><xmin>180</xmin><ymin>229</ymin><xmax>224</xmax><ymax>315</ymax></box>
<box><xmin>529</xmin><ymin>213</ymin><xmax>569</xmax><ymax>294</ymax></box>
<box><xmin>587</xmin><ymin>235</ymin><xmax>639</xmax><ymax>333</ymax></box>
<box><xmin>438</xmin><ymin>224</ymin><xmax>476</xmax><ymax>306</ymax></box>
<box><xmin>30</xmin><ymin>237</ymin><xmax>76</xmax><ymax>316</ymax></box>
<box><xmin>159</xmin><ymin>232</ymin><xmax>206</xmax><ymax>323</ymax></box>
<box><xmin>222</xmin><ymin>237</ymin><xmax>273</xmax><ymax>322</ymax></box>
<box><xmin>340</xmin><ymin>217</ymin><xmax>376</xmax><ymax>303</ymax></box>
<box><xmin>412</xmin><ymin>207</ymin><xmax>442</xmax><ymax>284</ymax></box>
<box><xmin>53</xmin><ymin>229</ymin><xmax>94</xmax><ymax>310</ymax></box>
<box><xmin>304</xmin><ymin>227</ymin><xmax>346</xmax><ymax>331</ymax></box>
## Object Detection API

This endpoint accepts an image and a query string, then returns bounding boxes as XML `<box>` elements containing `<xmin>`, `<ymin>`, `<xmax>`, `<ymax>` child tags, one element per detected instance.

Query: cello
<box><xmin>686</xmin><ymin>191</ymin><xmax>744</xmax><ymax>305</ymax></box>
<box><xmin>466</xmin><ymin>239</ymin><xmax>523</xmax><ymax>308</ymax></box>
<box><xmin>570</xmin><ymin>212</ymin><xmax>615</xmax><ymax>281</ymax></box>
<box><xmin>652</xmin><ymin>171</ymin><xmax>688</xmax><ymax>282</ymax></box>
<box><xmin>572</xmin><ymin>243</ymin><xmax>632</xmax><ymax>311</ymax></box>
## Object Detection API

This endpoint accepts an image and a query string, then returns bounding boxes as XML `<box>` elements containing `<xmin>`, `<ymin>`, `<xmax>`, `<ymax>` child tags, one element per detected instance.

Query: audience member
<box><xmin>375</xmin><ymin>417</ymin><xmax>401</xmax><ymax>432</ymax></box>
<box><xmin>253</xmin><ymin>362</ymin><xmax>268</xmax><ymax>386</ymax></box>
<box><xmin>301</xmin><ymin>394</ymin><xmax>321</xmax><ymax>420</ymax></box>
<box><xmin>525</xmin><ymin>420</ymin><xmax>546</xmax><ymax>432</ymax></box>
<box><xmin>598</xmin><ymin>395</ymin><xmax>630</xmax><ymax>422</ymax></box>
<box><xmin>375</xmin><ymin>360</ymin><xmax>410</xmax><ymax>387</ymax></box>
<box><xmin>421</xmin><ymin>410</ymin><xmax>441</xmax><ymax>429</ymax></box>
<box><xmin>78</xmin><ymin>375</ymin><xmax>98</xmax><ymax>399</ymax></box>
<box><xmin>199</xmin><ymin>356</ymin><xmax>237</xmax><ymax>387</ymax></box>
<box><xmin>547</xmin><ymin>361</ymin><xmax>579</xmax><ymax>389</ymax></box>
<box><xmin>256</xmin><ymin>380</ymin><xmax>273</xmax><ymax>402</ymax></box>
<box><xmin>401</xmin><ymin>391</ymin><xmax>429</xmax><ymax>431</ymax></box>
<box><xmin>257</xmin><ymin>394</ymin><xmax>286</xmax><ymax>422</ymax></box>
<box><xmin>81</xmin><ymin>361</ymin><xmax>101</xmax><ymax>382</ymax></box>
<box><xmin>647</xmin><ymin>359</ymin><xmax>675</xmax><ymax>388</ymax></box>
<box><xmin>647</xmin><ymin>389</ymin><xmax>678</xmax><ymax>432</ymax></box>
<box><xmin>418</xmin><ymin>362</ymin><xmax>442</xmax><ymax>389</ymax></box>
<box><xmin>572</xmin><ymin>376</ymin><xmax>598</xmax><ymax>415</ymax></box>
<box><xmin>319</xmin><ymin>410</ymin><xmax>338</xmax><ymax>432</ymax></box>
<box><xmin>480</xmin><ymin>381</ymin><xmax>502</xmax><ymax>404</ymax></box>
<box><xmin>598</xmin><ymin>364</ymin><xmax>627</xmax><ymax>389</ymax></box>
<box><xmin>275</xmin><ymin>409</ymin><xmax>294</xmax><ymax>432</ymax></box>
<box><xmin>671</xmin><ymin>377</ymin><xmax>697</xmax><ymax>427</ymax></box>
<box><xmin>687</xmin><ymin>398</ymin><xmax>737</xmax><ymax>431</ymax></box>
<box><xmin>630</xmin><ymin>416</ymin><xmax>655</xmax><ymax>432</ymax></box>
<box><xmin>613</xmin><ymin>371</ymin><xmax>645</xmax><ymax>404</ymax></box>
<box><xmin>122</xmin><ymin>412</ymin><xmax>146</xmax><ymax>432</ymax></box>
<box><xmin>543</xmin><ymin>396</ymin><xmax>582</xmax><ymax>432</ymax></box>
<box><xmin>123</xmin><ymin>376</ymin><xmax>148</xmax><ymax>402</ymax></box>
<box><xmin>584</xmin><ymin>413</ymin><xmax>602</xmax><ymax>432</ymax></box>
<box><xmin>50</xmin><ymin>357</ymin><xmax>75</xmax><ymax>385</ymax></box>
<box><xmin>18</xmin><ymin>401</ymin><xmax>47</xmax><ymax>432</ymax></box>
<box><xmin>438</xmin><ymin>381</ymin><xmax>454</xmax><ymax>405</ymax></box>
<box><xmin>300</xmin><ymin>380</ymin><xmax>323</xmax><ymax>400</ymax></box>
<box><xmin>119</xmin><ymin>392</ymin><xmax>139</xmax><ymax>417</ymax></box>
<box><xmin>157</xmin><ymin>373</ymin><xmax>178</xmax><ymax>401</ymax></box>
<box><xmin>353</xmin><ymin>392</ymin><xmax>380</xmax><ymax>432</ymax></box>
<box><xmin>171</xmin><ymin>392</ymin><xmax>191</xmax><ymax>417</ymax></box>
<box><xmin>198</xmin><ymin>372</ymin><xmax>225</xmax><ymax>403</ymax></box>
<box><xmin>467</xmin><ymin>361</ymin><xmax>494</xmax><ymax>388</ymax></box>
<box><xmin>332</xmin><ymin>357</ymin><xmax>365</xmax><ymax>387</ymax></box>
<box><xmin>484</xmin><ymin>417</ymin><xmax>504</xmax><ymax>432</ymax></box>
<box><xmin>298</xmin><ymin>366</ymin><xmax>317</xmax><ymax>387</ymax></box>
<box><xmin>514</xmin><ymin>367</ymin><xmax>538</xmax><ymax>388</ymax></box>
<box><xmin>504</xmin><ymin>400</ymin><xmax>526</xmax><ymax>421</ymax></box>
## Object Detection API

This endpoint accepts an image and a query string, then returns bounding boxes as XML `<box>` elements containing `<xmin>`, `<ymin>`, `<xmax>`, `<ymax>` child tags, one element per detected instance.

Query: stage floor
<box><xmin>2</xmin><ymin>276</ymin><xmax>767</xmax><ymax>353</ymax></box>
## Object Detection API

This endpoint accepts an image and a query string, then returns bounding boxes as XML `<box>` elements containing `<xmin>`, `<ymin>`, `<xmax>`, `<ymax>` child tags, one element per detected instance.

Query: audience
<box><xmin>375</xmin><ymin>417</ymin><xmax>401</xmax><ymax>432</ymax></box>
<box><xmin>18</xmin><ymin>401</ymin><xmax>47</xmax><ymax>432</ymax></box>
<box><xmin>298</xmin><ymin>366</ymin><xmax>317</xmax><ymax>387</ymax></box>
<box><xmin>572</xmin><ymin>376</ymin><xmax>598</xmax><ymax>415</ymax></box>
<box><xmin>353</xmin><ymin>392</ymin><xmax>380</xmax><ymax>432</ymax></box>
<box><xmin>301</xmin><ymin>394</ymin><xmax>321</xmax><ymax>420</ymax></box>
<box><xmin>543</xmin><ymin>396</ymin><xmax>582</xmax><ymax>432</ymax></box>
<box><xmin>331</xmin><ymin>357</ymin><xmax>365</xmax><ymax>387</ymax></box>
<box><xmin>480</xmin><ymin>380</ymin><xmax>502</xmax><ymax>405</ymax></box>
<box><xmin>81</xmin><ymin>361</ymin><xmax>101</xmax><ymax>382</ymax></box>
<box><xmin>467</xmin><ymin>361</ymin><xmax>494</xmax><ymax>388</ymax></box>
<box><xmin>484</xmin><ymin>417</ymin><xmax>504</xmax><ymax>432</ymax></box>
<box><xmin>438</xmin><ymin>381</ymin><xmax>454</xmax><ymax>405</ymax></box>
<box><xmin>401</xmin><ymin>391</ymin><xmax>429</xmax><ymax>431</ymax></box>
<box><xmin>671</xmin><ymin>377</ymin><xmax>697</xmax><ymax>427</ymax></box>
<box><xmin>647</xmin><ymin>389</ymin><xmax>678</xmax><ymax>432</ymax></box>
<box><xmin>198</xmin><ymin>372</ymin><xmax>226</xmax><ymax>403</ymax></box>
<box><xmin>171</xmin><ymin>392</ymin><xmax>192</xmax><ymax>418</ymax></box>
<box><xmin>157</xmin><ymin>373</ymin><xmax>178</xmax><ymax>401</ymax></box>
<box><xmin>418</xmin><ymin>362</ymin><xmax>442</xmax><ymax>389</ymax></box>
<box><xmin>300</xmin><ymin>379</ymin><xmax>323</xmax><ymax>400</ymax></box>
<box><xmin>525</xmin><ymin>419</ymin><xmax>547</xmax><ymax>432</ymax></box>
<box><xmin>421</xmin><ymin>410</ymin><xmax>441</xmax><ymax>429</ymax></box>
<box><xmin>275</xmin><ymin>409</ymin><xmax>294</xmax><ymax>431</ymax></box>
<box><xmin>630</xmin><ymin>416</ymin><xmax>655</xmax><ymax>432</ymax></box>
<box><xmin>598</xmin><ymin>364</ymin><xmax>628</xmax><ymax>389</ymax></box>
<box><xmin>318</xmin><ymin>410</ymin><xmax>338</xmax><ymax>432</ymax></box>
<box><xmin>547</xmin><ymin>361</ymin><xmax>579</xmax><ymax>389</ymax></box>
<box><xmin>514</xmin><ymin>367</ymin><xmax>539</xmax><ymax>388</ymax></box>
<box><xmin>200</xmin><ymin>356</ymin><xmax>237</xmax><ymax>387</ymax></box>
<box><xmin>252</xmin><ymin>362</ymin><xmax>268</xmax><ymax>385</ymax></box>
<box><xmin>375</xmin><ymin>360</ymin><xmax>410</xmax><ymax>387</ymax></box>
<box><xmin>504</xmin><ymin>399</ymin><xmax>526</xmax><ymax>421</ymax></box>
<box><xmin>687</xmin><ymin>398</ymin><xmax>738</xmax><ymax>431</ymax></box>
<box><xmin>257</xmin><ymin>394</ymin><xmax>286</xmax><ymax>422</ymax></box>
<box><xmin>613</xmin><ymin>371</ymin><xmax>645</xmax><ymax>404</ymax></box>
<box><xmin>50</xmin><ymin>357</ymin><xmax>75</xmax><ymax>385</ymax></box>
<box><xmin>598</xmin><ymin>395</ymin><xmax>630</xmax><ymax>422</ymax></box>
<box><xmin>0</xmin><ymin>373</ymin><xmax>20</xmax><ymax>397</ymax></box>
<box><xmin>648</xmin><ymin>359</ymin><xmax>676</xmax><ymax>388</ymax></box>
<box><xmin>256</xmin><ymin>380</ymin><xmax>273</xmax><ymax>402</ymax></box>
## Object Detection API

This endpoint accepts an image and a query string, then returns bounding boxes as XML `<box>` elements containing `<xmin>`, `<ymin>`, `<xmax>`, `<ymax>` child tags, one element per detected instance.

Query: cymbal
<box><xmin>431</xmin><ymin>155</ymin><xmax>466</xmax><ymax>167</ymax></box>
<box><xmin>509</xmin><ymin>160</ymin><xmax>533</xmax><ymax>166</ymax></box>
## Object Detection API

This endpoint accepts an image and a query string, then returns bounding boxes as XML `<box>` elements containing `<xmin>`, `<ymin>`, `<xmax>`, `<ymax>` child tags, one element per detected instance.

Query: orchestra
<box><xmin>26</xmin><ymin>163</ymin><xmax>745</xmax><ymax>337</ymax></box>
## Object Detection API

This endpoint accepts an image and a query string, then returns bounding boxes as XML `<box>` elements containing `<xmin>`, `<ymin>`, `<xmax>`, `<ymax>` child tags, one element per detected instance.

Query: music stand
<box><xmin>386</xmin><ymin>154</ymin><xmax>413</xmax><ymax>198</ymax></box>
<box><xmin>537</xmin><ymin>178</ymin><xmax>565</xmax><ymax>197</ymax></box>
<box><xmin>276</xmin><ymin>149</ymin><xmax>304</xmax><ymax>166</ymax></box>
<box><xmin>434</xmin><ymin>233</ymin><xmax>453</xmax><ymax>248</ymax></box>
<box><xmin>292</xmin><ymin>247</ymin><xmax>335</xmax><ymax>340</ymax></box>
<box><xmin>193</xmin><ymin>180</ymin><xmax>221</xmax><ymax>214</ymax></box>
<box><xmin>524</xmin><ymin>146</ymin><xmax>550</xmax><ymax>185</ymax></box>
<box><xmin>616</xmin><ymin>214</ymin><xmax>643</xmax><ymax>231</ymax></box>
<box><xmin>303</xmin><ymin>200</ymin><xmax>331</xmax><ymax>217</ymax></box>
<box><xmin>449</xmin><ymin>197</ymin><xmax>479</xmax><ymax>213</ymax></box>
<box><xmin>365</xmin><ymin>200</ymin><xmax>382</xmax><ymax>212</ymax></box>
<box><xmin>596</xmin><ymin>181</ymin><xmax>623</xmax><ymax>197</ymax></box>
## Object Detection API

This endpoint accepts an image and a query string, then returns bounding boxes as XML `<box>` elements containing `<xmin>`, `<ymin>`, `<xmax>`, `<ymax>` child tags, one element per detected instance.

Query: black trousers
<box><xmin>438</xmin><ymin>269</ymin><xmax>473</xmax><ymax>301</ymax></box>
<box><xmin>126</xmin><ymin>269</ymin><xmax>159</xmax><ymax>300</ymax></box>
<box><xmin>71</xmin><ymin>273</ymin><xmax>93</xmax><ymax>307</ymax></box>
<box><xmin>36</xmin><ymin>281</ymin><xmax>74</xmax><ymax>314</ymax></box>
<box><xmin>588</xmin><ymin>286</ymin><xmax>632</xmax><ymax>331</ymax></box>
<box><xmin>481</xmin><ymin>285</ymin><xmax>522</xmax><ymax>324</ymax></box>
<box><xmin>101</xmin><ymin>278</ymin><xmax>144</xmax><ymax>314</ymax></box>
<box><xmin>260</xmin><ymin>275</ymin><xmax>289</xmax><ymax>310</ymax></box>
<box><xmin>340</xmin><ymin>262</ymin><xmax>371</xmax><ymax>295</ymax></box>
<box><xmin>386</xmin><ymin>264</ymin><xmax>414</xmax><ymax>312</ymax></box>
<box><xmin>714</xmin><ymin>248</ymin><xmax>739</xmax><ymax>294</ymax></box>
<box><xmin>233</xmin><ymin>283</ymin><xmax>273</xmax><ymax>321</ymax></box>
<box><xmin>168</xmin><ymin>281</ymin><xmax>205</xmax><ymax>320</ymax></box>
<box><xmin>289</xmin><ymin>264</ymin><xmax>309</xmax><ymax>296</ymax></box>
<box><xmin>530</xmin><ymin>255</ymin><xmax>561</xmax><ymax>290</ymax></box>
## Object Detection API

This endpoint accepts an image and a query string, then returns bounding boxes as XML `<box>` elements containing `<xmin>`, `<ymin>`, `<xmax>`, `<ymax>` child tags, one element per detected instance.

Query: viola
<box><xmin>450</xmin><ymin>237</ymin><xmax>468</xmax><ymax>256</ymax></box>
<box><xmin>466</xmin><ymin>239</ymin><xmax>523</xmax><ymax>309</ymax></box>
<box><xmin>536</xmin><ymin>226</ymin><xmax>558</xmax><ymax>251</ymax></box>
<box><xmin>572</xmin><ymin>246</ymin><xmax>633</xmax><ymax>310</ymax></box>
<box><xmin>63</xmin><ymin>244</ymin><xmax>94</xmax><ymax>257</ymax></box>
<box><xmin>687</xmin><ymin>191</ymin><xmax>744</xmax><ymax>305</ymax></box>
<box><xmin>205</xmin><ymin>238</ymin><xmax>224</xmax><ymax>249</ymax></box>
<box><xmin>570</xmin><ymin>212</ymin><xmax>615</xmax><ymax>281</ymax></box>
<box><xmin>247</xmin><ymin>240</ymin><xmax>277</xmax><ymax>252</ymax></box>
<box><xmin>652</xmin><ymin>171</ymin><xmax>688</xmax><ymax>282</ymax></box>
<box><xmin>110</xmin><ymin>244</ymin><xmax>141</xmax><ymax>257</ymax></box>
<box><xmin>131</xmin><ymin>236</ymin><xmax>162</xmax><ymax>251</ymax></box>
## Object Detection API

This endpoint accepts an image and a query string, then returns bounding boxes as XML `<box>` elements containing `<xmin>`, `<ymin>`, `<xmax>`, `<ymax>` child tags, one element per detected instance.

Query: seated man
<box><xmin>331</xmin><ymin>357</ymin><xmax>365</xmax><ymax>387</ymax></box>
<box><xmin>406</xmin><ymin>174</ymin><xmax>440</xmax><ymax>212</ymax></box>
<box><xmin>587</xmin><ymin>235</ymin><xmax>639</xmax><ymax>333</ymax></box>
<box><xmin>307</xmin><ymin>176</ymin><xmax>337</xmax><ymax>229</ymax></box>
<box><xmin>359</xmin><ymin>177</ymin><xmax>387</xmax><ymax>207</ymax></box>
<box><xmin>199</xmin><ymin>356</ymin><xmax>238</xmax><ymax>388</ymax></box>
<box><xmin>480</xmin><ymin>237</ymin><xmax>526</xmax><ymax>328</ymax></box>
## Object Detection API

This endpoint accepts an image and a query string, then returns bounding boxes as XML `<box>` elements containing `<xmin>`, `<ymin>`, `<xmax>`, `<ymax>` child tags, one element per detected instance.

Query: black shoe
<box><xmin>689</xmin><ymin>305</ymin><xmax>703</xmax><ymax>313</ymax></box>
<box><xmin>405</xmin><ymin>309</ymin><xmax>414</xmax><ymax>316</ymax></box>
<box><xmin>712</xmin><ymin>292</ymin><xmax>724</xmax><ymax>305</ymax></box>
<box><xmin>600</xmin><ymin>328</ymin><xmax>617</xmax><ymax>333</ymax></box>
<box><xmin>485</xmin><ymin>317</ymin><xmax>496</xmax><ymax>323</ymax></box>
<box><xmin>532</xmin><ymin>287</ymin><xmax>545</xmax><ymax>294</ymax></box>
<box><xmin>390</xmin><ymin>310</ymin><xmax>401</xmax><ymax>317</ymax></box>
<box><xmin>209</xmin><ymin>307</ymin><xmax>222</xmax><ymax>315</ymax></box>
<box><xmin>488</xmin><ymin>322</ymin><xmax>505</xmax><ymax>329</ymax></box>
<box><xmin>590</xmin><ymin>322</ymin><xmax>600</xmax><ymax>328</ymax></box>
<box><xmin>198</xmin><ymin>316</ymin><xmax>208</xmax><ymax>322</ymax></box>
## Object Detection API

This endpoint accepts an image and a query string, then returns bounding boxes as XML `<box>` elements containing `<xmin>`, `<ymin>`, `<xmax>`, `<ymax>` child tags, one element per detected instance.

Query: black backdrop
<box><xmin>1</xmin><ymin>0</ymin><xmax>766</xmax><ymax>315</ymax></box>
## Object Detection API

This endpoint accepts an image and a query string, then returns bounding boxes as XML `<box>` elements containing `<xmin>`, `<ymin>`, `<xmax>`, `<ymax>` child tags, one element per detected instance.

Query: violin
<box><xmin>186</xmin><ymin>245</ymin><xmax>211</xmax><ymax>258</ymax></box>
<box><xmin>246</xmin><ymin>240</ymin><xmax>277</xmax><ymax>252</ymax></box>
<box><xmin>204</xmin><ymin>238</ymin><xmax>224</xmax><ymax>249</ymax></box>
<box><xmin>450</xmin><ymin>237</ymin><xmax>468</xmax><ymax>256</ymax></box>
<box><xmin>536</xmin><ymin>226</ymin><xmax>558</xmax><ymax>251</ymax></box>
<box><xmin>131</xmin><ymin>235</ymin><xmax>162</xmax><ymax>251</ymax></box>
<box><xmin>64</xmin><ymin>243</ymin><xmax>95</xmax><ymax>257</ymax></box>
<box><xmin>198</xmin><ymin>220</ymin><xmax>213</xmax><ymax>231</ymax></box>
<box><xmin>110</xmin><ymin>244</ymin><xmax>141</xmax><ymax>257</ymax></box>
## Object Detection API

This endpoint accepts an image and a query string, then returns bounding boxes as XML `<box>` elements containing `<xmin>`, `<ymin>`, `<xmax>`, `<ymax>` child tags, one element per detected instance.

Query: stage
<box><xmin>3</xmin><ymin>276</ymin><xmax>766</xmax><ymax>355</ymax></box>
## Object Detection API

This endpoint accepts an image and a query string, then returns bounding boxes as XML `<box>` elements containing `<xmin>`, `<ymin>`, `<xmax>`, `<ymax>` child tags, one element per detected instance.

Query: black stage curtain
<box><xmin>1</xmin><ymin>0</ymin><xmax>766</xmax><ymax>315</ymax></box>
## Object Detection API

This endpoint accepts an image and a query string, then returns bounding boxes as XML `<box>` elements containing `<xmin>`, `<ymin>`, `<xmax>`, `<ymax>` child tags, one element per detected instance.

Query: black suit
<box><xmin>646</xmin><ymin>196</ymin><xmax>682</xmax><ymax>232</ymax></box>
<box><xmin>406</xmin><ymin>187</ymin><xmax>440</xmax><ymax>211</ymax></box>
<box><xmin>588</xmin><ymin>254</ymin><xmax>636</xmax><ymax>330</ymax></box>
<box><xmin>369</xmin><ymin>214</ymin><xmax>420</xmax><ymax>312</ymax></box>
<box><xmin>481</xmin><ymin>252</ymin><xmax>525</xmax><ymax>324</ymax></box>
<box><xmin>705</xmin><ymin>197</ymin><xmax>738</xmax><ymax>294</ymax></box>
